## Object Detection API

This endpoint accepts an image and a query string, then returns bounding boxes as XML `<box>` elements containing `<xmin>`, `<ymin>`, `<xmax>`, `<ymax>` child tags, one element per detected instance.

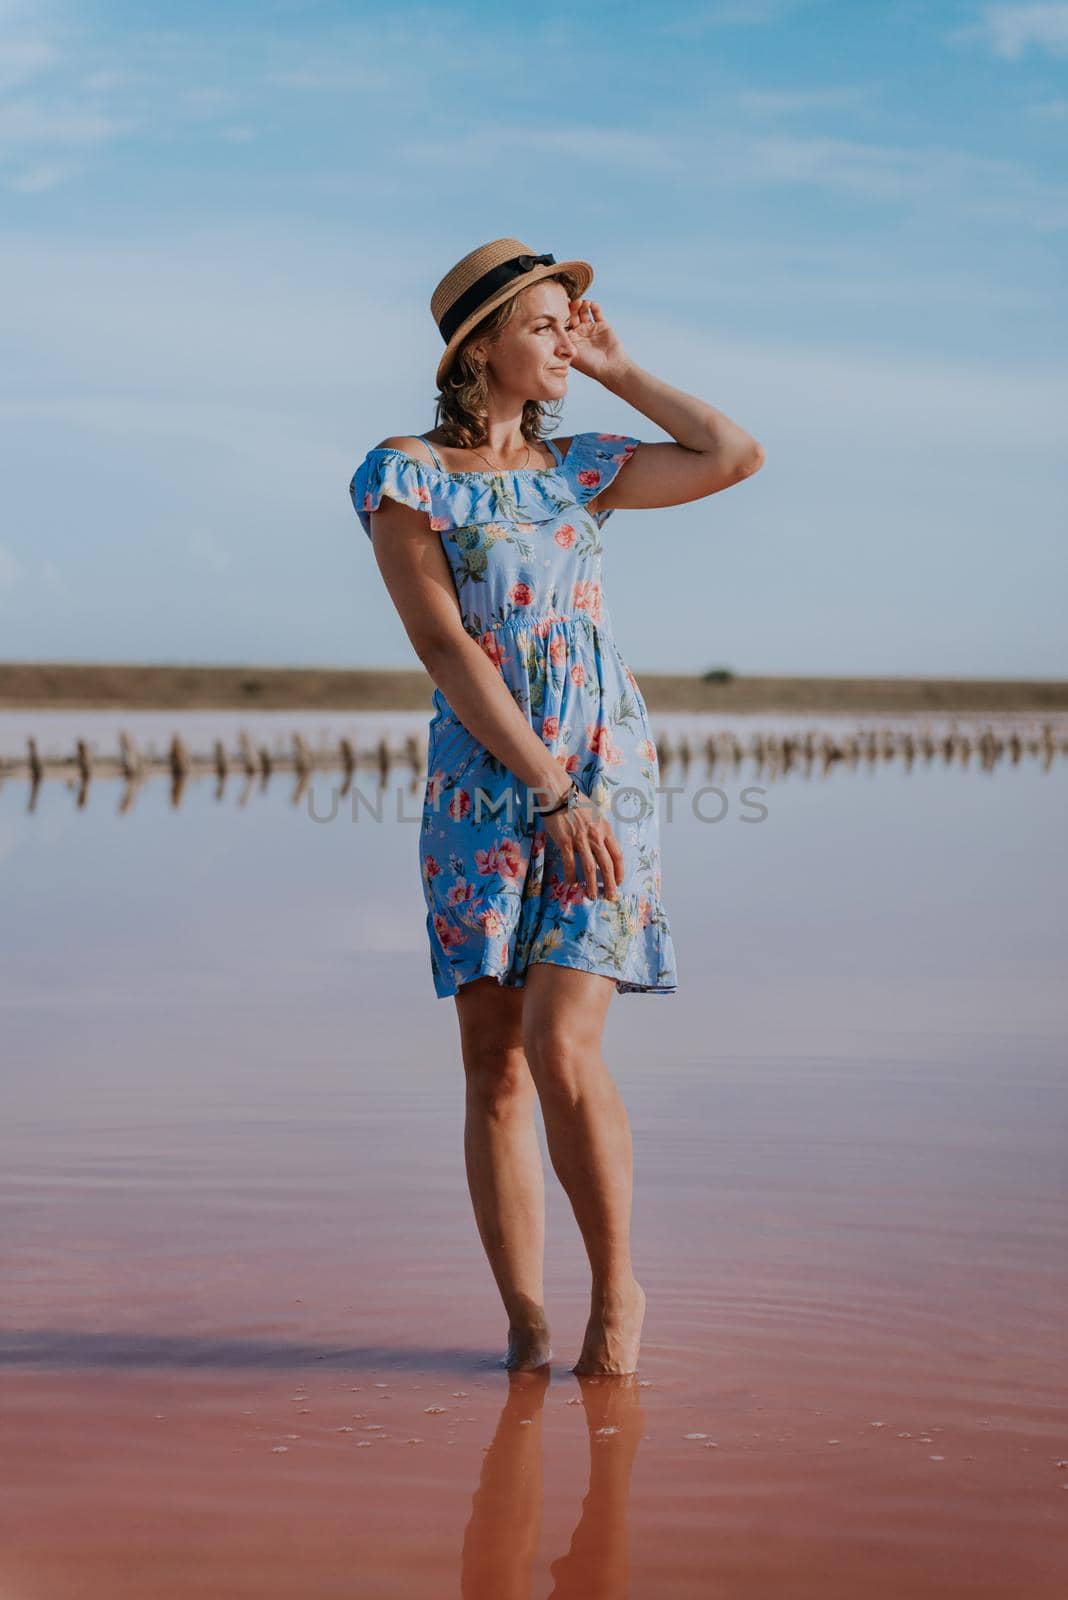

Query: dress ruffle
<box><xmin>348</xmin><ymin>431</ymin><xmax>640</xmax><ymax>537</ymax></box>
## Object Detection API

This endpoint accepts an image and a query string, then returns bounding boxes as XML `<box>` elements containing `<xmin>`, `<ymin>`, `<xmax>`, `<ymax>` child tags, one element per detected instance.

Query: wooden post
<box><xmin>118</xmin><ymin>730</ymin><xmax>141</xmax><ymax>779</ymax></box>
<box><xmin>169</xmin><ymin>736</ymin><xmax>189</xmax><ymax>780</ymax></box>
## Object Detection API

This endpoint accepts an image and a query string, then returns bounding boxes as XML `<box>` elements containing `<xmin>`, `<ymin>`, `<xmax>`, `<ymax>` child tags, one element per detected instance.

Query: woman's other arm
<box><xmin>369</xmin><ymin>496</ymin><xmax>576</xmax><ymax>806</ymax></box>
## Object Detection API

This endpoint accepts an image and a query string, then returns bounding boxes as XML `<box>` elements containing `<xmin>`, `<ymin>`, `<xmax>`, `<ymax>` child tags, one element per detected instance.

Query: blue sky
<box><xmin>1</xmin><ymin>0</ymin><xmax>1065</xmax><ymax>676</ymax></box>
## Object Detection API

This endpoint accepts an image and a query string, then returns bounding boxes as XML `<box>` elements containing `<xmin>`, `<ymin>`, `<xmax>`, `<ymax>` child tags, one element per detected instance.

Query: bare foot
<box><xmin>572</xmin><ymin>1278</ymin><xmax>646</xmax><ymax>1375</ymax></box>
<box><xmin>501</xmin><ymin>1317</ymin><xmax>553</xmax><ymax>1372</ymax></box>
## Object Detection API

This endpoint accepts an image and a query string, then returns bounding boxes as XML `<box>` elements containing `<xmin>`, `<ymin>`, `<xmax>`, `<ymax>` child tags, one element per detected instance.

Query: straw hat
<box><xmin>431</xmin><ymin>237</ymin><xmax>594</xmax><ymax>388</ymax></box>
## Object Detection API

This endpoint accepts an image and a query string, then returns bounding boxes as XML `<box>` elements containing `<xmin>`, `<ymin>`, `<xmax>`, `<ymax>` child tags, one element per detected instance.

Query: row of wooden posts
<box><xmin>0</xmin><ymin>722</ymin><xmax>1064</xmax><ymax>792</ymax></box>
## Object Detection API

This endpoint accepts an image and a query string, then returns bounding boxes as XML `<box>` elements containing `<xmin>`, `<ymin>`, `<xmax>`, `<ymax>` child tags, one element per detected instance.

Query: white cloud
<box><xmin>397</xmin><ymin>122</ymin><xmax>1068</xmax><ymax>229</ymax></box>
<box><xmin>660</xmin><ymin>0</ymin><xmax>816</xmax><ymax>28</ymax></box>
<box><xmin>736</xmin><ymin>86</ymin><xmax>871</xmax><ymax>115</ymax></box>
<box><xmin>261</xmin><ymin>62</ymin><xmax>379</xmax><ymax>91</ymax></box>
<box><xmin>0</xmin><ymin>100</ymin><xmax>134</xmax><ymax>147</ymax></box>
<box><xmin>398</xmin><ymin>123</ymin><xmax>679</xmax><ymax>173</ymax></box>
<box><xmin>961</xmin><ymin>3</ymin><xmax>1068</xmax><ymax>58</ymax></box>
<box><xmin>6</xmin><ymin>159</ymin><xmax>79</xmax><ymax>191</ymax></box>
<box><xmin>0</xmin><ymin>92</ymin><xmax>137</xmax><ymax>190</ymax></box>
<box><xmin>81</xmin><ymin>68</ymin><xmax>136</xmax><ymax>94</ymax></box>
<box><xmin>0</xmin><ymin>35</ymin><xmax>56</xmax><ymax>91</ymax></box>
<box><xmin>181</xmin><ymin>84</ymin><xmax>240</xmax><ymax>115</ymax></box>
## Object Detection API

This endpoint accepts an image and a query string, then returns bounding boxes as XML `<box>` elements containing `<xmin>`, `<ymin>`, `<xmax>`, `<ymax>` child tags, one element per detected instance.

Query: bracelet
<box><xmin>540</xmin><ymin>777</ymin><xmax>579</xmax><ymax>817</ymax></box>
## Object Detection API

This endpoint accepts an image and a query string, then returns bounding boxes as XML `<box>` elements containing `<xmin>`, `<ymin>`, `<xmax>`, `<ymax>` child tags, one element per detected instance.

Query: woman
<box><xmin>349</xmin><ymin>237</ymin><xmax>764</xmax><ymax>1376</ymax></box>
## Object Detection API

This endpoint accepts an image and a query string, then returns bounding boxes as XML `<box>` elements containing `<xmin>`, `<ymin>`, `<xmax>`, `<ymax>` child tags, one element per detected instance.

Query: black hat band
<box><xmin>438</xmin><ymin>252</ymin><xmax>556</xmax><ymax>346</ymax></box>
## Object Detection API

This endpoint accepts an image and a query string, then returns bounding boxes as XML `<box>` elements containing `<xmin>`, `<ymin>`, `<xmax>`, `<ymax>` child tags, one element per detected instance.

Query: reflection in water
<box><xmin>462</xmin><ymin>1371</ymin><xmax>643</xmax><ymax>1600</ymax></box>
<box><xmin>2</xmin><ymin>716</ymin><xmax>1065</xmax><ymax>814</ymax></box>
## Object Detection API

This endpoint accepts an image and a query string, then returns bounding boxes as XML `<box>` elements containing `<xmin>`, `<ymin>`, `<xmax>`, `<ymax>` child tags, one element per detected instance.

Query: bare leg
<box><xmin>520</xmin><ymin>962</ymin><xmax>646</xmax><ymax>1376</ymax></box>
<box><xmin>455</xmin><ymin>975</ymin><xmax>552</xmax><ymax>1370</ymax></box>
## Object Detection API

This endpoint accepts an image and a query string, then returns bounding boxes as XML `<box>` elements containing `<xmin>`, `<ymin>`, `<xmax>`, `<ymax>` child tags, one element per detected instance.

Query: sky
<box><xmin>1</xmin><ymin>0</ymin><xmax>1066</xmax><ymax>677</ymax></box>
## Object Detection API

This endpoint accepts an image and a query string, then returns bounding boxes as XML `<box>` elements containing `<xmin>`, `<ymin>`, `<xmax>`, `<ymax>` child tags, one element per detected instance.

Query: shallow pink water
<box><xmin>1</xmin><ymin>720</ymin><xmax>1065</xmax><ymax>1596</ymax></box>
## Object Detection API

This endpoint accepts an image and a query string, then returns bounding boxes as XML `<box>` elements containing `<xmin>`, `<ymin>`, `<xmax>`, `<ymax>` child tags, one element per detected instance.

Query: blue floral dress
<box><xmin>349</xmin><ymin>430</ymin><xmax>678</xmax><ymax>1000</ymax></box>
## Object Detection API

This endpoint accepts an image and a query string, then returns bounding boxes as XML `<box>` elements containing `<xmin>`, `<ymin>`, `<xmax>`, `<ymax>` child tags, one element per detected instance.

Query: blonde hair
<box><xmin>432</xmin><ymin>270</ymin><xmax>584</xmax><ymax>450</ymax></box>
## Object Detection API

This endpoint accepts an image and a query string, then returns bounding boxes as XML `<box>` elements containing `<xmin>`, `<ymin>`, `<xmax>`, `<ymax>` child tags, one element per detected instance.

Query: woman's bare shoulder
<box><xmin>373</xmin><ymin>435</ymin><xmax>437</xmax><ymax>465</ymax></box>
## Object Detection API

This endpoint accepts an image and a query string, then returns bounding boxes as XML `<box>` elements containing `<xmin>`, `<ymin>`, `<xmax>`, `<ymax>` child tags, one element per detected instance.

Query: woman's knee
<box><xmin>522</xmin><ymin>1027</ymin><xmax>601</xmax><ymax>1106</ymax></box>
<box><xmin>462</xmin><ymin>1041</ymin><xmax>535</xmax><ymax>1115</ymax></box>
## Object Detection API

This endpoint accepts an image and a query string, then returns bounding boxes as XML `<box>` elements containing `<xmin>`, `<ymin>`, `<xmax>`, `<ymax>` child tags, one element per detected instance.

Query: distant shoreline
<box><xmin>2</xmin><ymin>661</ymin><xmax>1066</xmax><ymax>715</ymax></box>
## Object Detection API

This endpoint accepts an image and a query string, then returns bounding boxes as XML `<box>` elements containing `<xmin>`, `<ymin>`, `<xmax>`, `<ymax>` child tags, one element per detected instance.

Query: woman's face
<box><xmin>474</xmin><ymin>280</ymin><xmax>577</xmax><ymax>402</ymax></box>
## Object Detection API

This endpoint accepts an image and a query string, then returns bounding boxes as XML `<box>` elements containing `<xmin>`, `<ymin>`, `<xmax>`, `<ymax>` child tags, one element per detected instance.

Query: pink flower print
<box><xmin>509</xmin><ymin>580</ymin><xmax>534</xmax><ymax>607</ymax></box>
<box><xmin>638</xmin><ymin>895</ymin><xmax>653</xmax><ymax>930</ymax></box>
<box><xmin>640</xmin><ymin>738</ymin><xmax>657</xmax><ymax>763</ymax></box>
<box><xmin>625</xmin><ymin>667</ymin><xmax>638</xmax><ymax>690</ymax></box>
<box><xmin>541</xmin><ymin>714</ymin><xmax>560</xmax><ymax>742</ymax></box>
<box><xmin>427</xmin><ymin>769</ymin><xmax>447</xmax><ymax>805</ymax></box>
<box><xmin>597</xmin><ymin>433</ymin><xmax>628</xmax><ymax>441</ymax></box>
<box><xmin>550</xmin><ymin>873</ymin><xmax>588</xmax><ymax>909</ymax></box>
<box><xmin>424</xmin><ymin>853</ymin><xmax>442</xmax><ymax>879</ymax></box>
<box><xmin>433</xmin><ymin>912</ymin><xmax>466</xmax><ymax>951</ymax></box>
<box><xmin>474</xmin><ymin>839</ymin><xmax>524</xmax><ymax>881</ymax></box>
<box><xmin>448</xmin><ymin>788</ymin><xmax>472</xmax><ymax>821</ymax></box>
<box><xmin>585</xmin><ymin>721</ymin><xmax>622</xmax><ymax>765</ymax></box>
<box><xmin>362</xmin><ymin>491</ymin><xmax>373</xmax><ymax>511</ymax></box>
<box><xmin>480</xmin><ymin>907</ymin><xmax>507</xmax><ymax>936</ymax></box>
<box><xmin>572</xmin><ymin>580</ymin><xmax>602</xmax><ymax>622</ymax></box>
<box><xmin>515</xmin><ymin>521</ymin><xmax>536</xmax><ymax>534</ymax></box>
<box><xmin>479</xmin><ymin>632</ymin><xmax>506</xmax><ymax>668</ymax></box>
<box><xmin>577</xmin><ymin>468</ymin><xmax>602</xmax><ymax>489</ymax></box>
<box><xmin>570</xmin><ymin>663</ymin><xmax>586</xmax><ymax>687</ymax></box>
<box><xmin>446</xmin><ymin>876</ymin><xmax>476</xmax><ymax>906</ymax></box>
<box><xmin>494</xmin><ymin>838</ymin><xmax>524</xmax><ymax>880</ymax></box>
<box><xmin>554</xmin><ymin>523</ymin><xmax>576</xmax><ymax>548</ymax></box>
<box><xmin>430</xmin><ymin>515</ymin><xmax>450</xmax><ymax>531</ymax></box>
<box><xmin>549</xmin><ymin>637</ymin><xmax>568</xmax><ymax>667</ymax></box>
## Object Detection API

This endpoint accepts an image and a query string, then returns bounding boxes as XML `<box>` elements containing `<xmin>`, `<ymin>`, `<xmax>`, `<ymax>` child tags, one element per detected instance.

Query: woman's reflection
<box><xmin>461</xmin><ymin>1370</ymin><xmax>645</xmax><ymax>1600</ymax></box>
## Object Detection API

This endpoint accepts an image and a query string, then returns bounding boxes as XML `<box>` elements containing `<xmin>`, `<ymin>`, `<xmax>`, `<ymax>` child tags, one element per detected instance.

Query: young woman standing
<box><xmin>350</xmin><ymin>237</ymin><xmax>764</xmax><ymax>1375</ymax></box>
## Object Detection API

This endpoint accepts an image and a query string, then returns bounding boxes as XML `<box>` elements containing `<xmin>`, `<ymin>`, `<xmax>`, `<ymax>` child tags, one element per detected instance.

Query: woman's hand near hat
<box><xmin>567</xmin><ymin>298</ymin><xmax>628</xmax><ymax>385</ymax></box>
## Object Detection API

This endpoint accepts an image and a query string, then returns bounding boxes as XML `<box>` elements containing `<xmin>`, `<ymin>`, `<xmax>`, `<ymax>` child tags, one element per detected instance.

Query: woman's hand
<box><xmin>540</xmin><ymin>784</ymin><xmax>626</xmax><ymax>902</ymax></box>
<box><xmin>567</xmin><ymin>297</ymin><xmax>629</xmax><ymax>385</ymax></box>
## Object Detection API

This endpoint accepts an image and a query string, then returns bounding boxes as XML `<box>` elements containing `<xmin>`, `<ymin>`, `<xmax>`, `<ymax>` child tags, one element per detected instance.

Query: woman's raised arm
<box><xmin>590</xmin><ymin>361</ymin><xmax>765</xmax><ymax>516</ymax></box>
